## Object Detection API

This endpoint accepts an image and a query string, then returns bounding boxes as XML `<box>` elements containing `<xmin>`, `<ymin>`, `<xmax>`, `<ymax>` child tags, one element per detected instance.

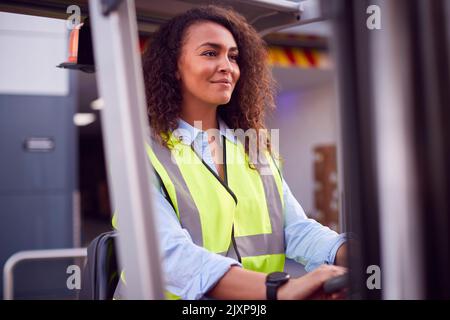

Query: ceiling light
<box><xmin>90</xmin><ymin>98</ymin><xmax>104</xmax><ymax>110</ymax></box>
<box><xmin>74</xmin><ymin>113</ymin><xmax>96</xmax><ymax>126</ymax></box>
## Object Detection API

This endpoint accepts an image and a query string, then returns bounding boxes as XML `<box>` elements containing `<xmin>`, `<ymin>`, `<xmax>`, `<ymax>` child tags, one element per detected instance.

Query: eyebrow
<box><xmin>196</xmin><ymin>42</ymin><xmax>238</xmax><ymax>52</ymax></box>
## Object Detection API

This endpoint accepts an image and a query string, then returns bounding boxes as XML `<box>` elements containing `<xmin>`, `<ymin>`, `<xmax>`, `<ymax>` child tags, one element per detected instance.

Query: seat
<box><xmin>78</xmin><ymin>231</ymin><xmax>119</xmax><ymax>300</ymax></box>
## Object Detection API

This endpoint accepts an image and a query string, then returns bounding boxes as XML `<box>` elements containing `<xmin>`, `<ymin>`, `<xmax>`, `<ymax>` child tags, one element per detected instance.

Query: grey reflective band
<box><xmin>233</xmin><ymin>161</ymin><xmax>285</xmax><ymax>258</ymax></box>
<box><xmin>254</xmin><ymin>162</ymin><xmax>285</xmax><ymax>251</ymax></box>
<box><xmin>150</xmin><ymin>140</ymin><xmax>204</xmax><ymax>247</ymax></box>
<box><xmin>235</xmin><ymin>233</ymin><xmax>284</xmax><ymax>257</ymax></box>
<box><xmin>150</xmin><ymin>137</ymin><xmax>285</xmax><ymax>258</ymax></box>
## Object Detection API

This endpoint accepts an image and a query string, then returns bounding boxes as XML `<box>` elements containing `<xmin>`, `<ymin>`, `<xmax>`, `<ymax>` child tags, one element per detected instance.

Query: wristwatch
<box><xmin>265</xmin><ymin>272</ymin><xmax>290</xmax><ymax>300</ymax></box>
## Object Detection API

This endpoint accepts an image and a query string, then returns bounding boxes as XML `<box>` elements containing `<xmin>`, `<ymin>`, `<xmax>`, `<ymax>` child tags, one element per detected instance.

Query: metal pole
<box><xmin>3</xmin><ymin>248</ymin><xmax>87</xmax><ymax>300</ymax></box>
<box><xmin>88</xmin><ymin>0</ymin><xmax>164</xmax><ymax>299</ymax></box>
<box><xmin>371</xmin><ymin>0</ymin><xmax>424</xmax><ymax>299</ymax></box>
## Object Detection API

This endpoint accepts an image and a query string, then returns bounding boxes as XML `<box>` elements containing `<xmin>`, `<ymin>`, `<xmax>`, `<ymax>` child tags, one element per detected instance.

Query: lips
<box><xmin>211</xmin><ymin>79</ymin><xmax>232</xmax><ymax>90</ymax></box>
<box><xmin>212</xmin><ymin>82</ymin><xmax>232</xmax><ymax>90</ymax></box>
<box><xmin>211</xmin><ymin>79</ymin><xmax>232</xmax><ymax>85</ymax></box>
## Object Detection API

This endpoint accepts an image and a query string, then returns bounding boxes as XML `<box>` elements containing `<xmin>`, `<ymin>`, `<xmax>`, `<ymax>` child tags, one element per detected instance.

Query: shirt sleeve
<box><xmin>152</xmin><ymin>183</ymin><xmax>241</xmax><ymax>300</ymax></box>
<box><xmin>282</xmin><ymin>178</ymin><xmax>347</xmax><ymax>272</ymax></box>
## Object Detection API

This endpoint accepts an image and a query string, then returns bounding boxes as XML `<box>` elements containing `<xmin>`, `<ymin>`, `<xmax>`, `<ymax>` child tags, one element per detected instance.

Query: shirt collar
<box><xmin>174</xmin><ymin>117</ymin><xmax>237</xmax><ymax>145</ymax></box>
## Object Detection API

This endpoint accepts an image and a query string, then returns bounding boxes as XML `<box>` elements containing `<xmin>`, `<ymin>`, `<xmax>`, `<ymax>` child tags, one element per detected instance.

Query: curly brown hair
<box><xmin>142</xmin><ymin>5</ymin><xmax>277</xmax><ymax>154</ymax></box>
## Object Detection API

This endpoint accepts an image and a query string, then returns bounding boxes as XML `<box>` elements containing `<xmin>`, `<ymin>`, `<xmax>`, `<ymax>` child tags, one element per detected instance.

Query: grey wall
<box><xmin>267</xmin><ymin>80</ymin><xmax>338</xmax><ymax>223</ymax></box>
<box><xmin>0</xmin><ymin>12</ymin><xmax>78</xmax><ymax>299</ymax></box>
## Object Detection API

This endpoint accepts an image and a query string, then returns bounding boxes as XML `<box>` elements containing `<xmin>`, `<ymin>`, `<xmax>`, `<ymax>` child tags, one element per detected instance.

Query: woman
<box><xmin>139</xmin><ymin>5</ymin><xmax>347</xmax><ymax>300</ymax></box>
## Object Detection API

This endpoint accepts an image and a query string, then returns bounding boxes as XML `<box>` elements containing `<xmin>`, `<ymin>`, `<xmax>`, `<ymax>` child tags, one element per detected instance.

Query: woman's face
<box><xmin>177</xmin><ymin>21</ymin><xmax>240</xmax><ymax>107</ymax></box>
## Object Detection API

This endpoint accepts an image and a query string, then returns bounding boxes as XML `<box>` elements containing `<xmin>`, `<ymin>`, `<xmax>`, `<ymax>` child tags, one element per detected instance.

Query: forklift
<box><xmin>1</xmin><ymin>0</ymin><xmax>449</xmax><ymax>300</ymax></box>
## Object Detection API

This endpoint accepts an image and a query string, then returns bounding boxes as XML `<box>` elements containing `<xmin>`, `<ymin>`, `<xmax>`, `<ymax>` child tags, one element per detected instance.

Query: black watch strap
<box><xmin>266</xmin><ymin>272</ymin><xmax>290</xmax><ymax>300</ymax></box>
<box><xmin>266</xmin><ymin>283</ymin><xmax>279</xmax><ymax>300</ymax></box>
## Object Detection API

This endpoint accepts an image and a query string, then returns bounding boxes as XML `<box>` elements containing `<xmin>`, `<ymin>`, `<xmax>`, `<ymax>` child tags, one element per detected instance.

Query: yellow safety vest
<box><xmin>114</xmin><ymin>132</ymin><xmax>285</xmax><ymax>299</ymax></box>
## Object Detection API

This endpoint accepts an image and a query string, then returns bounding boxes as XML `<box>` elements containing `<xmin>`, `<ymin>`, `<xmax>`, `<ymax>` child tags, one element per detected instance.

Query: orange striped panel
<box><xmin>268</xmin><ymin>46</ymin><xmax>328</xmax><ymax>69</ymax></box>
<box><xmin>290</xmin><ymin>48</ymin><xmax>310</xmax><ymax>68</ymax></box>
<box><xmin>269</xmin><ymin>47</ymin><xmax>291</xmax><ymax>67</ymax></box>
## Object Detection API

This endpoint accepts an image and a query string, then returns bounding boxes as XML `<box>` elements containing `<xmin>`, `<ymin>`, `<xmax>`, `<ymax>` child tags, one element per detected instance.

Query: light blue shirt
<box><xmin>151</xmin><ymin>118</ymin><xmax>346</xmax><ymax>299</ymax></box>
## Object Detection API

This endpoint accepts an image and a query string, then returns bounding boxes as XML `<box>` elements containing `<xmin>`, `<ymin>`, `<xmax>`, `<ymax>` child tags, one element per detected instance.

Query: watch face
<box><xmin>267</xmin><ymin>272</ymin><xmax>290</xmax><ymax>283</ymax></box>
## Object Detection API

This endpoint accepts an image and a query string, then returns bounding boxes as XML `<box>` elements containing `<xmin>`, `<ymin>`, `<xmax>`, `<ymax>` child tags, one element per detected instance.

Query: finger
<box><xmin>318</xmin><ymin>266</ymin><xmax>347</xmax><ymax>283</ymax></box>
<box><xmin>330</xmin><ymin>291</ymin><xmax>346</xmax><ymax>300</ymax></box>
<box><xmin>329</xmin><ymin>265</ymin><xmax>348</xmax><ymax>273</ymax></box>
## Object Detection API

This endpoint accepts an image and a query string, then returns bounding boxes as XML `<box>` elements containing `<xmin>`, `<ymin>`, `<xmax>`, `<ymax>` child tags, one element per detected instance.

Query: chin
<box><xmin>210</xmin><ymin>95</ymin><xmax>232</xmax><ymax>105</ymax></box>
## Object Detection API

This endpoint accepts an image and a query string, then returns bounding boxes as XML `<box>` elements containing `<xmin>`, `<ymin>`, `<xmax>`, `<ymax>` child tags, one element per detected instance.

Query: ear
<box><xmin>175</xmin><ymin>71</ymin><xmax>180</xmax><ymax>80</ymax></box>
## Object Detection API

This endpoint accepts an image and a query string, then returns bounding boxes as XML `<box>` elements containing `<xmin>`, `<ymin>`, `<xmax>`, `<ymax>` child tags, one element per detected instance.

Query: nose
<box><xmin>218</xmin><ymin>56</ymin><xmax>233</xmax><ymax>74</ymax></box>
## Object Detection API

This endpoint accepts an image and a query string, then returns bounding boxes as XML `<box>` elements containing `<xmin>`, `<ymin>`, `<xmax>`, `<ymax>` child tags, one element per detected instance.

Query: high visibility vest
<box><xmin>147</xmin><ymin>133</ymin><xmax>286</xmax><ymax>299</ymax></box>
<box><xmin>113</xmin><ymin>132</ymin><xmax>286</xmax><ymax>300</ymax></box>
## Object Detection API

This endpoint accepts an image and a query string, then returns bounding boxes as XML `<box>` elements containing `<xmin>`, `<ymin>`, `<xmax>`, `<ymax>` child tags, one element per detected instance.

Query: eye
<box><xmin>229</xmin><ymin>54</ymin><xmax>239</xmax><ymax>62</ymax></box>
<box><xmin>202</xmin><ymin>51</ymin><xmax>217</xmax><ymax>57</ymax></box>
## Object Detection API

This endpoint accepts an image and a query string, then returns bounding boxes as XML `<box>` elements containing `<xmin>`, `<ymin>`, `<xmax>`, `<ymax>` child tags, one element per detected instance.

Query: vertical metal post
<box><xmin>330</xmin><ymin>0</ymin><xmax>426</xmax><ymax>299</ymax></box>
<box><xmin>413</xmin><ymin>0</ymin><xmax>450</xmax><ymax>299</ymax></box>
<box><xmin>370</xmin><ymin>0</ymin><xmax>423</xmax><ymax>299</ymax></box>
<box><xmin>88</xmin><ymin>0</ymin><xmax>164</xmax><ymax>299</ymax></box>
<box><xmin>328</xmin><ymin>0</ymin><xmax>383</xmax><ymax>299</ymax></box>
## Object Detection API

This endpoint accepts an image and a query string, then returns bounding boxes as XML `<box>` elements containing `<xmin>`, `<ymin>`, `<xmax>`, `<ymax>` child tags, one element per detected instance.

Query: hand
<box><xmin>278</xmin><ymin>264</ymin><xmax>348</xmax><ymax>300</ymax></box>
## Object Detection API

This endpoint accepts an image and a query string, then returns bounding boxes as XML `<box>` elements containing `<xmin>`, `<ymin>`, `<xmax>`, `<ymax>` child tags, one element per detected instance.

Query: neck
<box><xmin>180</xmin><ymin>97</ymin><xmax>219</xmax><ymax>132</ymax></box>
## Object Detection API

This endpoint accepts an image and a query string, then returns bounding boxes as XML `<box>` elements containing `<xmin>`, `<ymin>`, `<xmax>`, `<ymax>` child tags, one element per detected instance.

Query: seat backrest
<box><xmin>78</xmin><ymin>231</ymin><xmax>119</xmax><ymax>300</ymax></box>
